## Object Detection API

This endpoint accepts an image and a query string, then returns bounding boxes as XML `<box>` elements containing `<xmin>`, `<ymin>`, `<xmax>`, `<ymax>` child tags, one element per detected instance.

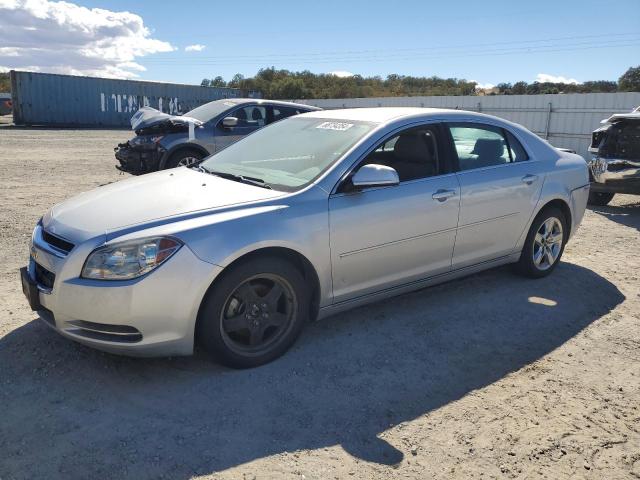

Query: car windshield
<box><xmin>200</xmin><ymin>117</ymin><xmax>376</xmax><ymax>191</ymax></box>
<box><xmin>185</xmin><ymin>100</ymin><xmax>239</xmax><ymax>122</ymax></box>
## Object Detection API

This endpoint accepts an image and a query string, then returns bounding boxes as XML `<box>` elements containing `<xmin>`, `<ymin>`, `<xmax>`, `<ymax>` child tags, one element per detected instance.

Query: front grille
<box><xmin>42</xmin><ymin>230</ymin><xmax>74</xmax><ymax>254</ymax></box>
<box><xmin>34</xmin><ymin>262</ymin><xmax>55</xmax><ymax>290</ymax></box>
<box><xmin>65</xmin><ymin>320</ymin><xmax>143</xmax><ymax>343</ymax></box>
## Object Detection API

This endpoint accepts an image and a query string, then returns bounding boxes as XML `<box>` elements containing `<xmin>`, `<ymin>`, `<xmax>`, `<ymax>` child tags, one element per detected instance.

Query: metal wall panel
<box><xmin>298</xmin><ymin>92</ymin><xmax>640</xmax><ymax>158</ymax></box>
<box><xmin>10</xmin><ymin>70</ymin><xmax>261</xmax><ymax>127</ymax></box>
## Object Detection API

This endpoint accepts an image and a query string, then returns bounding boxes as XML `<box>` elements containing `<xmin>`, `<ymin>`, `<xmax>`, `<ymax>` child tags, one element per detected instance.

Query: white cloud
<box><xmin>535</xmin><ymin>73</ymin><xmax>580</xmax><ymax>84</ymax></box>
<box><xmin>471</xmin><ymin>80</ymin><xmax>495</xmax><ymax>90</ymax></box>
<box><xmin>0</xmin><ymin>0</ymin><xmax>175</xmax><ymax>78</ymax></box>
<box><xmin>185</xmin><ymin>44</ymin><xmax>205</xmax><ymax>52</ymax></box>
<box><xmin>328</xmin><ymin>70</ymin><xmax>354</xmax><ymax>78</ymax></box>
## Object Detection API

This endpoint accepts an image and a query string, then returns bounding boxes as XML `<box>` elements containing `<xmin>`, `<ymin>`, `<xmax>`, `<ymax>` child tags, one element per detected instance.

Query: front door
<box><xmin>329</xmin><ymin>124</ymin><xmax>460</xmax><ymax>303</ymax></box>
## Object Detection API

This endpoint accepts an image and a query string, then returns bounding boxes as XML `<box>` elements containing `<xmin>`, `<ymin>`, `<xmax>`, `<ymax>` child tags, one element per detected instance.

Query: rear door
<box><xmin>446</xmin><ymin>122</ymin><xmax>545</xmax><ymax>268</ymax></box>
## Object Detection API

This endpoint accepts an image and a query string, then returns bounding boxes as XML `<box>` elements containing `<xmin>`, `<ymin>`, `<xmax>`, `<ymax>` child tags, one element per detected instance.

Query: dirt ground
<box><xmin>0</xmin><ymin>127</ymin><xmax>638</xmax><ymax>480</ymax></box>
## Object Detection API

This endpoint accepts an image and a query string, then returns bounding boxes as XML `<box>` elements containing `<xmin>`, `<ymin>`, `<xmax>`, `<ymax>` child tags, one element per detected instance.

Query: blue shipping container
<box><xmin>10</xmin><ymin>70</ymin><xmax>261</xmax><ymax>127</ymax></box>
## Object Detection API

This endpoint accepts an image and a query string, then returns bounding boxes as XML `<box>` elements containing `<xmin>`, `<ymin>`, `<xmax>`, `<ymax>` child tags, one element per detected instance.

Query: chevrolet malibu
<box><xmin>21</xmin><ymin>108</ymin><xmax>590</xmax><ymax>368</ymax></box>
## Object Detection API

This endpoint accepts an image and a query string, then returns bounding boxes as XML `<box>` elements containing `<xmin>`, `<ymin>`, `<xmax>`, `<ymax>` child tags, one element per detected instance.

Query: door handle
<box><xmin>432</xmin><ymin>189</ymin><xmax>456</xmax><ymax>202</ymax></box>
<box><xmin>521</xmin><ymin>174</ymin><xmax>539</xmax><ymax>185</ymax></box>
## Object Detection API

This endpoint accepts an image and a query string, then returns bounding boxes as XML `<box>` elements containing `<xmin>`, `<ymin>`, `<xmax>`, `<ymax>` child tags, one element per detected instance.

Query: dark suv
<box><xmin>115</xmin><ymin>99</ymin><xmax>320</xmax><ymax>174</ymax></box>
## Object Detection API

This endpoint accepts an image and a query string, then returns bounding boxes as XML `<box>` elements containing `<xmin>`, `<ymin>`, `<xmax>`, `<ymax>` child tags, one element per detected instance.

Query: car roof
<box><xmin>298</xmin><ymin>107</ymin><xmax>472</xmax><ymax>123</ymax></box>
<box><xmin>225</xmin><ymin>98</ymin><xmax>321</xmax><ymax>110</ymax></box>
<box><xmin>297</xmin><ymin>107</ymin><xmax>531</xmax><ymax>129</ymax></box>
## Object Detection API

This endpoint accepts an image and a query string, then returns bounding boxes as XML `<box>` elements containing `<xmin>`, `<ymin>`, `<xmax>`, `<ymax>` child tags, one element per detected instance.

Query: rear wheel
<box><xmin>165</xmin><ymin>148</ymin><xmax>203</xmax><ymax>169</ymax></box>
<box><xmin>587</xmin><ymin>191</ymin><xmax>614</xmax><ymax>206</ymax></box>
<box><xmin>516</xmin><ymin>207</ymin><xmax>567</xmax><ymax>278</ymax></box>
<box><xmin>197</xmin><ymin>257</ymin><xmax>309</xmax><ymax>368</ymax></box>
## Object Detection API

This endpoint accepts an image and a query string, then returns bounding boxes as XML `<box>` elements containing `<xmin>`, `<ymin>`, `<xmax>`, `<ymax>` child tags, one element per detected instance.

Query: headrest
<box><xmin>471</xmin><ymin>138</ymin><xmax>504</xmax><ymax>158</ymax></box>
<box><xmin>394</xmin><ymin>134</ymin><xmax>432</xmax><ymax>163</ymax></box>
<box><xmin>251</xmin><ymin>108</ymin><xmax>263</xmax><ymax>120</ymax></box>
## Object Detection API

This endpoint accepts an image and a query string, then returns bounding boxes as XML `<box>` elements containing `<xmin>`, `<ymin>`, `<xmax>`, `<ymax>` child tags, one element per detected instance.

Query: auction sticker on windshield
<box><xmin>316</xmin><ymin>122</ymin><xmax>354</xmax><ymax>131</ymax></box>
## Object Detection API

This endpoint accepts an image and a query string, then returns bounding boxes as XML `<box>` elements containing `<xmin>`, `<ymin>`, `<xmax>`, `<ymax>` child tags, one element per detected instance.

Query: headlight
<box><xmin>130</xmin><ymin>135</ymin><xmax>164</xmax><ymax>146</ymax></box>
<box><xmin>81</xmin><ymin>237</ymin><xmax>182</xmax><ymax>280</ymax></box>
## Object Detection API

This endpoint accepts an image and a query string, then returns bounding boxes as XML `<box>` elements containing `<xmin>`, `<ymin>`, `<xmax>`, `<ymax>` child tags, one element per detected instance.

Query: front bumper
<box><xmin>588</xmin><ymin>157</ymin><xmax>640</xmax><ymax>194</ymax></box>
<box><xmin>114</xmin><ymin>141</ymin><xmax>165</xmax><ymax>175</ymax></box>
<box><xmin>21</xmin><ymin>225</ymin><xmax>222</xmax><ymax>357</ymax></box>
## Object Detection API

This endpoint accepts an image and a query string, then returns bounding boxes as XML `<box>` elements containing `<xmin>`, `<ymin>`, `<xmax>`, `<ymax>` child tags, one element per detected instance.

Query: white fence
<box><xmin>298</xmin><ymin>92</ymin><xmax>640</xmax><ymax>159</ymax></box>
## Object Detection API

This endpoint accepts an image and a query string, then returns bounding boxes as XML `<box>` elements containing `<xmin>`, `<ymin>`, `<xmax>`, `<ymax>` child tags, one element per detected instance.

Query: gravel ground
<box><xmin>0</xmin><ymin>128</ymin><xmax>638</xmax><ymax>480</ymax></box>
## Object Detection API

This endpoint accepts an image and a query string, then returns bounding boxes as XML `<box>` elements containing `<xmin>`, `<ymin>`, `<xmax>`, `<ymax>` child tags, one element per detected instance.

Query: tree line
<box><xmin>0</xmin><ymin>73</ymin><xmax>10</xmax><ymax>93</ymax></box>
<box><xmin>201</xmin><ymin>66</ymin><xmax>640</xmax><ymax>99</ymax></box>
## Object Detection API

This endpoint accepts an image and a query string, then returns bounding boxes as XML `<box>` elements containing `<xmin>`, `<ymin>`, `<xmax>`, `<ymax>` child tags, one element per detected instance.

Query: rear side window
<box><xmin>272</xmin><ymin>106</ymin><xmax>304</xmax><ymax>123</ymax></box>
<box><xmin>448</xmin><ymin>123</ymin><xmax>528</xmax><ymax>171</ymax></box>
<box><xmin>505</xmin><ymin>130</ymin><xmax>529</xmax><ymax>162</ymax></box>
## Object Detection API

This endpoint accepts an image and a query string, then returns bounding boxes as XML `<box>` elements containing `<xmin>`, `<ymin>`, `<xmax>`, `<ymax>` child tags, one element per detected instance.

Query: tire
<box><xmin>587</xmin><ymin>191</ymin><xmax>614</xmax><ymax>206</ymax></box>
<box><xmin>165</xmin><ymin>148</ymin><xmax>203</xmax><ymax>169</ymax></box>
<box><xmin>515</xmin><ymin>207</ymin><xmax>568</xmax><ymax>278</ymax></box>
<box><xmin>197</xmin><ymin>257</ymin><xmax>309</xmax><ymax>368</ymax></box>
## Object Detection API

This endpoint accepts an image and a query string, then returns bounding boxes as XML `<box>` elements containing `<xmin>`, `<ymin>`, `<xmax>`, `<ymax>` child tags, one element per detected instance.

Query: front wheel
<box><xmin>165</xmin><ymin>149</ymin><xmax>203</xmax><ymax>169</ymax></box>
<box><xmin>197</xmin><ymin>257</ymin><xmax>309</xmax><ymax>368</ymax></box>
<box><xmin>588</xmin><ymin>191</ymin><xmax>614</xmax><ymax>206</ymax></box>
<box><xmin>516</xmin><ymin>207</ymin><xmax>567</xmax><ymax>278</ymax></box>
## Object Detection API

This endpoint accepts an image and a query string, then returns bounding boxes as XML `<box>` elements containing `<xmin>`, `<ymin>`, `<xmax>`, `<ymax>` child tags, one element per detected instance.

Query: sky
<box><xmin>1</xmin><ymin>0</ymin><xmax>639</xmax><ymax>87</ymax></box>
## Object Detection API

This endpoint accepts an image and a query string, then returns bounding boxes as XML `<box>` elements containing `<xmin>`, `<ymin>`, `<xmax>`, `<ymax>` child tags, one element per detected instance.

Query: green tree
<box><xmin>228</xmin><ymin>73</ymin><xmax>245</xmax><ymax>88</ymax></box>
<box><xmin>270</xmin><ymin>77</ymin><xmax>307</xmax><ymax>99</ymax></box>
<box><xmin>200</xmin><ymin>78</ymin><xmax>210</xmax><ymax>87</ymax></box>
<box><xmin>511</xmin><ymin>81</ymin><xmax>528</xmax><ymax>95</ymax></box>
<box><xmin>211</xmin><ymin>76</ymin><xmax>226</xmax><ymax>87</ymax></box>
<box><xmin>618</xmin><ymin>66</ymin><xmax>640</xmax><ymax>92</ymax></box>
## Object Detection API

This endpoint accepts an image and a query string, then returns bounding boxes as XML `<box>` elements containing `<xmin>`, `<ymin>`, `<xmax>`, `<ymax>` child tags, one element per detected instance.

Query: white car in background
<box><xmin>21</xmin><ymin>108</ymin><xmax>590</xmax><ymax>368</ymax></box>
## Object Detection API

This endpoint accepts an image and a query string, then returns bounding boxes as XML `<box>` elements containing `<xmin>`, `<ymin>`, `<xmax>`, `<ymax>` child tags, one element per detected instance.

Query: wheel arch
<box><xmin>195</xmin><ymin>246</ymin><xmax>322</xmax><ymax>343</ymax></box>
<box><xmin>160</xmin><ymin>143</ymin><xmax>210</xmax><ymax>169</ymax></box>
<box><xmin>515</xmin><ymin>196</ymin><xmax>573</xmax><ymax>253</ymax></box>
<box><xmin>537</xmin><ymin>198</ymin><xmax>572</xmax><ymax>237</ymax></box>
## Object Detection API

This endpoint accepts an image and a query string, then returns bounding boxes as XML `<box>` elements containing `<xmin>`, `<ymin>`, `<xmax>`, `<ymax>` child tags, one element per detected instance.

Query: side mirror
<box><xmin>351</xmin><ymin>164</ymin><xmax>399</xmax><ymax>189</ymax></box>
<box><xmin>222</xmin><ymin>116</ymin><xmax>238</xmax><ymax>128</ymax></box>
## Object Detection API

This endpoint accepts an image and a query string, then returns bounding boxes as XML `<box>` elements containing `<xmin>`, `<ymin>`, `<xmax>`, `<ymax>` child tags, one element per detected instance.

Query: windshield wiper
<box><xmin>202</xmin><ymin>168</ymin><xmax>272</xmax><ymax>189</ymax></box>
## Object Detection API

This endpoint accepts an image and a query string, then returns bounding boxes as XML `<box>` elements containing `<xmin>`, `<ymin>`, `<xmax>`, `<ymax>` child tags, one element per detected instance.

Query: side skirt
<box><xmin>317</xmin><ymin>252</ymin><xmax>521</xmax><ymax>320</ymax></box>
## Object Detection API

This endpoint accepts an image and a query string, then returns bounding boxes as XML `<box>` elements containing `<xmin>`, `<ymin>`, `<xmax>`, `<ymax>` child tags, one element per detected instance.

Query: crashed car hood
<box><xmin>44</xmin><ymin>168</ymin><xmax>283</xmax><ymax>242</ymax></box>
<box><xmin>130</xmin><ymin>106</ymin><xmax>204</xmax><ymax>131</ymax></box>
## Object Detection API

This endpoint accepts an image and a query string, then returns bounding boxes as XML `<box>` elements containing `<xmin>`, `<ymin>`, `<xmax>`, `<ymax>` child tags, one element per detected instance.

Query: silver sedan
<box><xmin>21</xmin><ymin>108</ymin><xmax>590</xmax><ymax>368</ymax></box>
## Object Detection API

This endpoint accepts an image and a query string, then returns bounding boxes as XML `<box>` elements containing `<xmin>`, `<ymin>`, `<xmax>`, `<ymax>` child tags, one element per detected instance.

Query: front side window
<box><xmin>359</xmin><ymin>126</ymin><xmax>441</xmax><ymax>182</ymax></box>
<box><xmin>227</xmin><ymin>105</ymin><xmax>267</xmax><ymax>128</ymax></box>
<box><xmin>201</xmin><ymin>117</ymin><xmax>375</xmax><ymax>192</ymax></box>
<box><xmin>448</xmin><ymin>123</ymin><xmax>527</xmax><ymax>171</ymax></box>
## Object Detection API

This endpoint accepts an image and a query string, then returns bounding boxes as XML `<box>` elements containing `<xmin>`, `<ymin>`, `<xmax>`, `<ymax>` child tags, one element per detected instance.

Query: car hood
<box><xmin>130</xmin><ymin>106</ymin><xmax>204</xmax><ymax>131</ymax></box>
<box><xmin>44</xmin><ymin>168</ymin><xmax>283</xmax><ymax>242</ymax></box>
